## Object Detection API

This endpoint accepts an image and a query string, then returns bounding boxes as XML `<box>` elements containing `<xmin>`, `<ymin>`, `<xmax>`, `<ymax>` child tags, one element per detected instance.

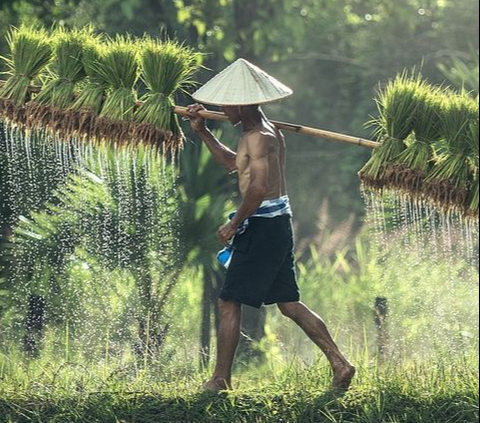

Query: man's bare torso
<box><xmin>236</xmin><ymin>124</ymin><xmax>288</xmax><ymax>200</ymax></box>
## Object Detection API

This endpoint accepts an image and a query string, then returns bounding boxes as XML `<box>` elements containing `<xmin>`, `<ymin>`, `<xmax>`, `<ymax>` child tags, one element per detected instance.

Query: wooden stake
<box><xmin>0</xmin><ymin>79</ymin><xmax>380</xmax><ymax>149</ymax></box>
<box><xmin>374</xmin><ymin>297</ymin><xmax>389</xmax><ymax>362</ymax></box>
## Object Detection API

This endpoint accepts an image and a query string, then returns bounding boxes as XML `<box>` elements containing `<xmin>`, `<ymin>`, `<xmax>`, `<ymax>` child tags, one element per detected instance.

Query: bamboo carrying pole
<box><xmin>173</xmin><ymin>106</ymin><xmax>380</xmax><ymax>149</ymax></box>
<box><xmin>0</xmin><ymin>80</ymin><xmax>380</xmax><ymax>149</ymax></box>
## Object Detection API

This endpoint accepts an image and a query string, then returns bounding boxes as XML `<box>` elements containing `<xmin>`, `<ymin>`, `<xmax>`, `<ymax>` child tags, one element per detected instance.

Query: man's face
<box><xmin>222</xmin><ymin>106</ymin><xmax>242</xmax><ymax>126</ymax></box>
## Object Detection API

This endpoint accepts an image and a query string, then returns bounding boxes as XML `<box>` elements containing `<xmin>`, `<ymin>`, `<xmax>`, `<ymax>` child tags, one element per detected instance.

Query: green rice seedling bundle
<box><xmin>93</xmin><ymin>35</ymin><xmax>139</xmax><ymax>145</ymax></box>
<box><xmin>67</xmin><ymin>35</ymin><xmax>107</xmax><ymax>138</ymax></box>
<box><xmin>0</xmin><ymin>25</ymin><xmax>52</xmax><ymax>125</ymax></box>
<box><xmin>425</xmin><ymin>92</ymin><xmax>479</xmax><ymax>213</ymax></box>
<box><xmin>389</xmin><ymin>85</ymin><xmax>446</xmax><ymax>196</ymax></box>
<box><xmin>26</xmin><ymin>27</ymin><xmax>90</xmax><ymax>135</ymax></box>
<box><xmin>358</xmin><ymin>72</ymin><xmax>423</xmax><ymax>191</ymax></box>
<box><xmin>466</xmin><ymin>108</ymin><xmax>479</xmax><ymax>218</ymax></box>
<box><xmin>133</xmin><ymin>37</ymin><xmax>201</xmax><ymax>153</ymax></box>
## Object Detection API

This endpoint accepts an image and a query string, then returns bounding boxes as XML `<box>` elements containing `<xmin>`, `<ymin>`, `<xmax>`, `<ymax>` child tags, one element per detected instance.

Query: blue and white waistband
<box><xmin>217</xmin><ymin>196</ymin><xmax>292</xmax><ymax>269</ymax></box>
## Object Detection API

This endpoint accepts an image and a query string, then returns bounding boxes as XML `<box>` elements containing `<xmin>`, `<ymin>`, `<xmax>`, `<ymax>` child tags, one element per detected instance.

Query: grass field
<box><xmin>1</xmin><ymin>236</ymin><xmax>479</xmax><ymax>422</ymax></box>
<box><xmin>0</xmin><ymin>219</ymin><xmax>478</xmax><ymax>423</ymax></box>
<box><xmin>0</xmin><ymin>346</ymin><xmax>478</xmax><ymax>423</ymax></box>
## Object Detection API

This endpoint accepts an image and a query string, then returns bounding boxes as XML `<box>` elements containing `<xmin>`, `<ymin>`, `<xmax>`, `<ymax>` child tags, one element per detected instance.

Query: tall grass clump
<box><xmin>133</xmin><ymin>36</ymin><xmax>201</xmax><ymax>153</ymax></box>
<box><xmin>358</xmin><ymin>72</ymin><xmax>422</xmax><ymax>190</ymax></box>
<box><xmin>389</xmin><ymin>85</ymin><xmax>446</xmax><ymax>196</ymax></box>
<box><xmin>0</xmin><ymin>25</ymin><xmax>52</xmax><ymax>123</ymax></box>
<box><xmin>425</xmin><ymin>92</ymin><xmax>479</xmax><ymax>212</ymax></box>
<box><xmin>94</xmin><ymin>35</ymin><xmax>139</xmax><ymax>145</ymax></box>
<box><xmin>26</xmin><ymin>27</ymin><xmax>90</xmax><ymax>134</ymax></box>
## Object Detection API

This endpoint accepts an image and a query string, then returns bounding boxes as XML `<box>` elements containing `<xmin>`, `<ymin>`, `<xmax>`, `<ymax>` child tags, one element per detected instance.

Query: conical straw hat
<box><xmin>192</xmin><ymin>58</ymin><xmax>293</xmax><ymax>106</ymax></box>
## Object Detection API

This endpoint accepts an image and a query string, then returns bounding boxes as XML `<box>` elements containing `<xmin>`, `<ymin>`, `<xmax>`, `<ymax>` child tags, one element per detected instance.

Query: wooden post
<box><xmin>24</xmin><ymin>295</ymin><xmax>46</xmax><ymax>357</ymax></box>
<box><xmin>374</xmin><ymin>297</ymin><xmax>389</xmax><ymax>361</ymax></box>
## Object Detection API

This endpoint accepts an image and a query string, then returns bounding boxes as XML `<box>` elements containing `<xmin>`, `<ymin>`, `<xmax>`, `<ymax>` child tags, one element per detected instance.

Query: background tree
<box><xmin>5</xmin><ymin>142</ymin><xmax>181</xmax><ymax>357</ymax></box>
<box><xmin>178</xmin><ymin>136</ymin><xmax>234</xmax><ymax>365</ymax></box>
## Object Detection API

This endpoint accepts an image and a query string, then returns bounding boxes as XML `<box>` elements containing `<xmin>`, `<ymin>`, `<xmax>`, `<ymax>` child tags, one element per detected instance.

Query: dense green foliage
<box><xmin>1</xmin><ymin>0</ymin><xmax>478</xmax><ymax>234</ymax></box>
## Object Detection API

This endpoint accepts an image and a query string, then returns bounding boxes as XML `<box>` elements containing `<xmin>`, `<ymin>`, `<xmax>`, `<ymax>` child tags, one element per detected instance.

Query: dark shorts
<box><xmin>219</xmin><ymin>215</ymin><xmax>300</xmax><ymax>309</ymax></box>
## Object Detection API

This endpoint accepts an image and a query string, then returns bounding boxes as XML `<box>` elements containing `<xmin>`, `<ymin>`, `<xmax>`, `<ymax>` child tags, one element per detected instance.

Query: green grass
<box><xmin>0</xmin><ymin>347</ymin><xmax>478</xmax><ymax>423</ymax></box>
<box><xmin>1</xmin><ymin>226</ymin><xmax>477</xmax><ymax>422</ymax></box>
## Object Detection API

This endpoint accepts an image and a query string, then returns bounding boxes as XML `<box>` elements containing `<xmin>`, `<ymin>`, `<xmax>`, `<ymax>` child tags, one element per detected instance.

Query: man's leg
<box><xmin>278</xmin><ymin>302</ymin><xmax>356</xmax><ymax>390</ymax></box>
<box><xmin>203</xmin><ymin>298</ymin><xmax>242</xmax><ymax>391</ymax></box>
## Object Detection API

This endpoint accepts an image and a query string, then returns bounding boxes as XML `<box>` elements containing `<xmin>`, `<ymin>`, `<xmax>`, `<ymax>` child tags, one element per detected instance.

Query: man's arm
<box><xmin>196</xmin><ymin>128</ymin><xmax>237</xmax><ymax>174</ymax></box>
<box><xmin>187</xmin><ymin>104</ymin><xmax>237</xmax><ymax>173</ymax></box>
<box><xmin>230</xmin><ymin>133</ymin><xmax>271</xmax><ymax>229</ymax></box>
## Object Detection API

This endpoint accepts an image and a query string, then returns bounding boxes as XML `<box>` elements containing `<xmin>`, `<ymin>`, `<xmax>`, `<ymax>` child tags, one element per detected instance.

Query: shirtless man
<box><xmin>187</xmin><ymin>102</ymin><xmax>356</xmax><ymax>392</ymax></box>
<box><xmin>185</xmin><ymin>58</ymin><xmax>355</xmax><ymax>392</ymax></box>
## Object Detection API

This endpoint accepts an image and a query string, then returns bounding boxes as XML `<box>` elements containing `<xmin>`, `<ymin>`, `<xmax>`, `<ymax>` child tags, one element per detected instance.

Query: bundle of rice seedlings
<box><xmin>26</xmin><ymin>26</ymin><xmax>90</xmax><ymax>136</ymax></box>
<box><xmin>67</xmin><ymin>35</ymin><xmax>107</xmax><ymax>139</ymax></box>
<box><xmin>389</xmin><ymin>84</ymin><xmax>446</xmax><ymax>196</ymax></box>
<box><xmin>466</xmin><ymin>110</ymin><xmax>479</xmax><ymax>218</ymax></box>
<box><xmin>133</xmin><ymin>37</ymin><xmax>201</xmax><ymax>153</ymax></box>
<box><xmin>93</xmin><ymin>35</ymin><xmax>140</xmax><ymax>145</ymax></box>
<box><xmin>358</xmin><ymin>72</ymin><xmax>423</xmax><ymax>191</ymax></box>
<box><xmin>0</xmin><ymin>25</ymin><xmax>52</xmax><ymax>125</ymax></box>
<box><xmin>425</xmin><ymin>92</ymin><xmax>479</xmax><ymax>213</ymax></box>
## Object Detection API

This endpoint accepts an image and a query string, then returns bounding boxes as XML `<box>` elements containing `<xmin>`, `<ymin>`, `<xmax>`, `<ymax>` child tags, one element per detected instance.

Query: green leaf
<box><xmin>194</xmin><ymin>194</ymin><xmax>211</xmax><ymax>221</ymax></box>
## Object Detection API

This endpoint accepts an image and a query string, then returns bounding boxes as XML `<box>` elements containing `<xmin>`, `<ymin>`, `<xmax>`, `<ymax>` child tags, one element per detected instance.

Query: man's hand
<box><xmin>218</xmin><ymin>222</ymin><xmax>238</xmax><ymax>245</ymax></box>
<box><xmin>187</xmin><ymin>104</ymin><xmax>208</xmax><ymax>133</ymax></box>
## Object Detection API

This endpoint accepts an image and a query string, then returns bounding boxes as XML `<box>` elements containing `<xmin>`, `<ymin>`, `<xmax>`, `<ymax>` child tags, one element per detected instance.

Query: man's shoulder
<box><xmin>243</xmin><ymin>129</ymin><xmax>278</xmax><ymax>144</ymax></box>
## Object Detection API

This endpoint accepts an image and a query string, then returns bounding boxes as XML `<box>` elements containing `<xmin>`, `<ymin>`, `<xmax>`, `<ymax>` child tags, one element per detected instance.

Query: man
<box><xmin>187</xmin><ymin>59</ymin><xmax>355</xmax><ymax>392</ymax></box>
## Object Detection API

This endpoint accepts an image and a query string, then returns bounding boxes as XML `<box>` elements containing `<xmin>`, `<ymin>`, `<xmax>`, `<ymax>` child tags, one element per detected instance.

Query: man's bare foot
<box><xmin>332</xmin><ymin>363</ymin><xmax>356</xmax><ymax>391</ymax></box>
<box><xmin>202</xmin><ymin>377</ymin><xmax>230</xmax><ymax>392</ymax></box>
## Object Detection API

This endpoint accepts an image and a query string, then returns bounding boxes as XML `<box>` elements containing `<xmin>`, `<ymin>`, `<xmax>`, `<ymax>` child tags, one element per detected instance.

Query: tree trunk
<box><xmin>201</xmin><ymin>266</ymin><xmax>225</xmax><ymax>367</ymax></box>
<box><xmin>213</xmin><ymin>271</ymin><xmax>222</xmax><ymax>333</ymax></box>
<box><xmin>136</xmin><ymin>315</ymin><xmax>170</xmax><ymax>359</ymax></box>
<box><xmin>238</xmin><ymin>306</ymin><xmax>267</xmax><ymax>362</ymax></box>
<box><xmin>375</xmin><ymin>297</ymin><xmax>389</xmax><ymax>362</ymax></box>
<box><xmin>24</xmin><ymin>295</ymin><xmax>46</xmax><ymax>357</ymax></box>
<box><xmin>133</xmin><ymin>270</ymin><xmax>172</xmax><ymax>359</ymax></box>
<box><xmin>200</xmin><ymin>266</ymin><xmax>213</xmax><ymax>367</ymax></box>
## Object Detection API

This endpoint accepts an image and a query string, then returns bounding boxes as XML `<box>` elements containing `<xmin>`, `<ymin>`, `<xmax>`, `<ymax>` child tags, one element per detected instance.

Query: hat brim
<box><xmin>191</xmin><ymin>91</ymin><xmax>294</xmax><ymax>107</ymax></box>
